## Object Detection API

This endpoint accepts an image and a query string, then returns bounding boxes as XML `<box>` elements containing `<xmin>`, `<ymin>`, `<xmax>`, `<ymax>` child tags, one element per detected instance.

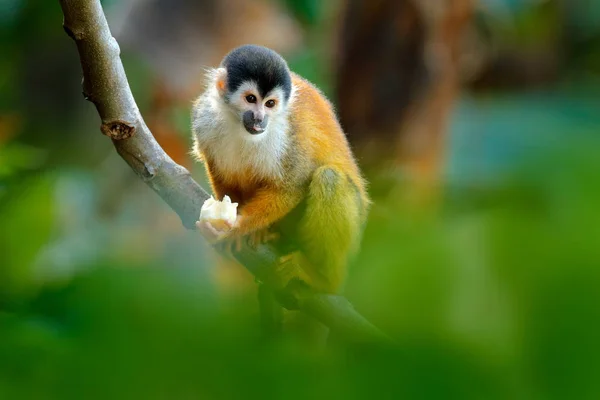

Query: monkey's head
<box><xmin>214</xmin><ymin>45</ymin><xmax>292</xmax><ymax>136</ymax></box>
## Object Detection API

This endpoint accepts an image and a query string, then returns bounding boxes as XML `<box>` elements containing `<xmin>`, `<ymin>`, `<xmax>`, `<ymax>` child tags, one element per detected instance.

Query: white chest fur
<box><xmin>193</xmin><ymin>98</ymin><xmax>290</xmax><ymax>181</ymax></box>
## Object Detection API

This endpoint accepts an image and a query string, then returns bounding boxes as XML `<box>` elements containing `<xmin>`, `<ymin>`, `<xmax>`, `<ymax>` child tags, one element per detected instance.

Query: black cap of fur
<box><xmin>221</xmin><ymin>45</ymin><xmax>292</xmax><ymax>102</ymax></box>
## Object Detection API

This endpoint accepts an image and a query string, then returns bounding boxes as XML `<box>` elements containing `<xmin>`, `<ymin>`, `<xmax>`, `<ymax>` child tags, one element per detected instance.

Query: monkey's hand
<box><xmin>210</xmin><ymin>217</ymin><xmax>279</xmax><ymax>253</ymax></box>
<box><xmin>196</xmin><ymin>219</ymin><xmax>233</xmax><ymax>244</ymax></box>
<box><xmin>196</xmin><ymin>195</ymin><xmax>238</xmax><ymax>244</ymax></box>
<box><xmin>197</xmin><ymin>217</ymin><xmax>247</xmax><ymax>255</ymax></box>
<box><xmin>248</xmin><ymin>227</ymin><xmax>280</xmax><ymax>248</ymax></box>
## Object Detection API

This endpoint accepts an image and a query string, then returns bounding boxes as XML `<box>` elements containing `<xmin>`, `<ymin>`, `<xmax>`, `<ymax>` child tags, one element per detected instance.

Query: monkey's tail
<box><xmin>299</xmin><ymin>165</ymin><xmax>365</xmax><ymax>293</ymax></box>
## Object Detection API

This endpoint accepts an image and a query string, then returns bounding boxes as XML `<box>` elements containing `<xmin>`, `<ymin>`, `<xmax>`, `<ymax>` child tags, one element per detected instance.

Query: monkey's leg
<box><xmin>269</xmin><ymin>253</ymin><xmax>331</xmax><ymax>348</ymax></box>
<box><xmin>260</xmin><ymin>256</ymin><xmax>328</xmax><ymax>349</ymax></box>
<box><xmin>299</xmin><ymin>165</ymin><xmax>363</xmax><ymax>293</ymax></box>
<box><xmin>274</xmin><ymin>165</ymin><xmax>364</xmax><ymax>348</ymax></box>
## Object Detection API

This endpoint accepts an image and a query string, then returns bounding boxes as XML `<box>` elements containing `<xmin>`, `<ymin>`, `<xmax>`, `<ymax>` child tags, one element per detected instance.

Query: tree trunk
<box><xmin>336</xmin><ymin>0</ymin><xmax>474</xmax><ymax>205</ymax></box>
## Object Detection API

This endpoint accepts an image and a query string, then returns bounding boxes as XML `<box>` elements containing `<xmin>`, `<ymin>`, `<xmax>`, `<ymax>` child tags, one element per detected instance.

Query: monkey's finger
<box><xmin>265</xmin><ymin>232</ymin><xmax>280</xmax><ymax>242</ymax></box>
<box><xmin>205</xmin><ymin>221</ymin><xmax>222</xmax><ymax>237</ymax></box>
<box><xmin>196</xmin><ymin>221</ymin><xmax>216</xmax><ymax>241</ymax></box>
<box><xmin>258</xmin><ymin>231</ymin><xmax>266</xmax><ymax>245</ymax></box>
<box><xmin>248</xmin><ymin>232</ymin><xmax>257</xmax><ymax>249</ymax></box>
<box><xmin>224</xmin><ymin>239</ymin><xmax>234</xmax><ymax>256</ymax></box>
<box><xmin>279</xmin><ymin>253</ymin><xmax>296</xmax><ymax>264</ymax></box>
<box><xmin>200</xmin><ymin>221</ymin><xmax>230</xmax><ymax>244</ymax></box>
<box><xmin>195</xmin><ymin>220</ymin><xmax>210</xmax><ymax>233</ymax></box>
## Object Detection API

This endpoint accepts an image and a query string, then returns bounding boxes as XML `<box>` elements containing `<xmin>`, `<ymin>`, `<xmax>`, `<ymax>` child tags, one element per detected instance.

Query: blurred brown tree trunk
<box><xmin>336</xmin><ymin>0</ymin><xmax>474</xmax><ymax>205</ymax></box>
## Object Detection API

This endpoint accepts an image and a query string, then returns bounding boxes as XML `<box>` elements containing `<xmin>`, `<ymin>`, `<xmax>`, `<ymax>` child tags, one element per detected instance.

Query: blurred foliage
<box><xmin>281</xmin><ymin>0</ymin><xmax>323</xmax><ymax>26</ymax></box>
<box><xmin>0</xmin><ymin>142</ymin><xmax>45</xmax><ymax>179</ymax></box>
<box><xmin>1</xmin><ymin>0</ymin><xmax>600</xmax><ymax>398</ymax></box>
<box><xmin>2</xmin><ymin>140</ymin><xmax>600</xmax><ymax>398</ymax></box>
<box><xmin>478</xmin><ymin>0</ymin><xmax>600</xmax><ymax>75</ymax></box>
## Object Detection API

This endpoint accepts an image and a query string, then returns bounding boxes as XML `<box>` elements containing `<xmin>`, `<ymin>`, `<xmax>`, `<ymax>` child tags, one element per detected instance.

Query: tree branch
<box><xmin>59</xmin><ymin>0</ymin><xmax>390</xmax><ymax>344</ymax></box>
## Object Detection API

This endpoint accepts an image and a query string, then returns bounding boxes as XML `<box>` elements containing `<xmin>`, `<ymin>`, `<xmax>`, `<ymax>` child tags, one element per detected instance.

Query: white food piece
<box><xmin>199</xmin><ymin>195</ymin><xmax>238</xmax><ymax>230</ymax></box>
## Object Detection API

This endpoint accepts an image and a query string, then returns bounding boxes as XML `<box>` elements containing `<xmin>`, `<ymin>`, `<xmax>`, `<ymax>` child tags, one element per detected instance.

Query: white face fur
<box><xmin>226</xmin><ymin>80</ymin><xmax>287</xmax><ymax>135</ymax></box>
<box><xmin>192</xmin><ymin>67</ymin><xmax>294</xmax><ymax>181</ymax></box>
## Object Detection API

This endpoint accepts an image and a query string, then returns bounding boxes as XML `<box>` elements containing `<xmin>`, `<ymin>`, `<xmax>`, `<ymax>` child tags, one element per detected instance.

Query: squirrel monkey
<box><xmin>191</xmin><ymin>45</ymin><xmax>369</xmax><ymax>294</ymax></box>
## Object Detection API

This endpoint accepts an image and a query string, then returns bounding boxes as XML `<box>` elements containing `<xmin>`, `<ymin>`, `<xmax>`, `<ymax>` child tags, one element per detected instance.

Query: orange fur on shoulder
<box><xmin>289</xmin><ymin>73</ymin><xmax>369</xmax><ymax>208</ymax></box>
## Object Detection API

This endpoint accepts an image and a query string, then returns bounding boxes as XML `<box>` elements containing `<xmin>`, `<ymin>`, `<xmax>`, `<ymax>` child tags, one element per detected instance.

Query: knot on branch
<box><xmin>101</xmin><ymin>120</ymin><xmax>135</xmax><ymax>140</ymax></box>
<box><xmin>63</xmin><ymin>25</ymin><xmax>84</xmax><ymax>40</ymax></box>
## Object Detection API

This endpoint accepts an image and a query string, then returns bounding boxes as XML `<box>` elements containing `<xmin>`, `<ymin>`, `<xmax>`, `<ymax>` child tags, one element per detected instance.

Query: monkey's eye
<box><xmin>265</xmin><ymin>99</ymin><xmax>276</xmax><ymax>108</ymax></box>
<box><xmin>245</xmin><ymin>94</ymin><xmax>257</xmax><ymax>103</ymax></box>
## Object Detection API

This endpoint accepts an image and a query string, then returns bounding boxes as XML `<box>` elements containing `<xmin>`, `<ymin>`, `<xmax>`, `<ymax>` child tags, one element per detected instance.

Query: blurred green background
<box><xmin>2</xmin><ymin>0</ymin><xmax>600</xmax><ymax>398</ymax></box>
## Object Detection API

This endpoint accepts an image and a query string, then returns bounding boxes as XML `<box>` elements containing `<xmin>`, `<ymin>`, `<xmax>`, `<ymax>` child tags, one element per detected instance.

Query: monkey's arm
<box><xmin>203</xmin><ymin>159</ymin><xmax>239</xmax><ymax>201</ymax></box>
<box><xmin>233</xmin><ymin>186</ymin><xmax>304</xmax><ymax>236</ymax></box>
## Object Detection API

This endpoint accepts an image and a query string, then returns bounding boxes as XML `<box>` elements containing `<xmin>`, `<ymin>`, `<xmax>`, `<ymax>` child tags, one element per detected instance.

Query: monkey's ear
<box><xmin>215</xmin><ymin>68</ymin><xmax>227</xmax><ymax>96</ymax></box>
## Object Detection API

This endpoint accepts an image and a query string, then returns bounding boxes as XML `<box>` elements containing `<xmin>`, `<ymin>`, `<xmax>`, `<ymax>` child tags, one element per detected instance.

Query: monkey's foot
<box><xmin>273</xmin><ymin>251</ymin><xmax>313</xmax><ymax>291</ymax></box>
<box><xmin>248</xmin><ymin>228</ymin><xmax>280</xmax><ymax>248</ymax></box>
<box><xmin>278</xmin><ymin>253</ymin><xmax>295</xmax><ymax>265</ymax></box>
